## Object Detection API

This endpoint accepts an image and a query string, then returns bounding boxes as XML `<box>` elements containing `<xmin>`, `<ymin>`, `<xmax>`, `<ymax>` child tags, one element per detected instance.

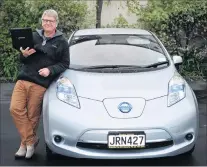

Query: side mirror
<box><xmin>173</xmin><ymin>55</ymin><xmax>183</xmax><ymax>65</ymax></box>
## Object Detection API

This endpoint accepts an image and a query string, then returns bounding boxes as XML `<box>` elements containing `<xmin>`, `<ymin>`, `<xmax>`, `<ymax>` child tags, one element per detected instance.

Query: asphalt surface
<box><xmin>0</xmin><ymin>83</ymin><xmax>206</xmax><ymax>166</ymax></box>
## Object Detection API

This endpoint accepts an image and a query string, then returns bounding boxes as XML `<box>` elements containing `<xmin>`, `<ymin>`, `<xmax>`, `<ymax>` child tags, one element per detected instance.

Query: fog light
<box><xmin>54</xmin><ymin>135</ymin><xmax>62</xmax><ymax>143</ymax></box>
<box><xmin>185</xmin><ymin>133</ymin><xmax>193</xmax><ymax>141</ymax></box>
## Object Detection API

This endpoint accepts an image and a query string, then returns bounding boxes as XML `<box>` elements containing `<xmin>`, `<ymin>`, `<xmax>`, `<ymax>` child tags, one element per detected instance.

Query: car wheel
<box><xmin>45</xmin><ymin>143</ymin><xmax>74</xmax><ymax>160</ymax></box>
<box><xmin>45</xmin><ymin>144</ymin><xmax>57</xmax><ymax>160</ymax></box>
<box><xmin>182</xmin><ymin>144</ymin><xmax>195</xmax><ymax>156</ymax></box>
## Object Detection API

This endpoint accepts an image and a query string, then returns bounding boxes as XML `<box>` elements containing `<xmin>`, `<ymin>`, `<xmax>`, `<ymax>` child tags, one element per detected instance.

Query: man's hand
<box><xmin>38</xmin><ymin>68</ymin><xmax>50</xmax><ymax>77</ymax></box>
<box><xmin>20</xmin><ymin>47</ymin><xmax>36</xmax><ymax>57</ymax></box>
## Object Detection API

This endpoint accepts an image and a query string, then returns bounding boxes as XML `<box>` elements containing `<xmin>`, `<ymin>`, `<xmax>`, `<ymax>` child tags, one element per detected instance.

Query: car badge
<box><xmin>118</xmin><ymin>102</ymin><xmax>132</xmax><ymax>113</ymax></box>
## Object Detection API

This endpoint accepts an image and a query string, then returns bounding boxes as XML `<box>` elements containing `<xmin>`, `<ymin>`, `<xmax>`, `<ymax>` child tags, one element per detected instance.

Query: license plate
<box><xmin>107</xmin><ymin>132</ymin><xmax>146</xmax><ymax>149</ymax></box>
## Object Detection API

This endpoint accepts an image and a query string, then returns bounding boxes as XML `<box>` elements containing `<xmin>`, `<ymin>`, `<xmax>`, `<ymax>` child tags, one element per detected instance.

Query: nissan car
<box><xmin>42</xmin><ymin>28</ymin><xmax>199</xmax><ymax>159</ymax></box>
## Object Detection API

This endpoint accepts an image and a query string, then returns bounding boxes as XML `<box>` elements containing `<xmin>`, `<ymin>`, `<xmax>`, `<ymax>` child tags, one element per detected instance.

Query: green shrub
<box><xmin>0</xmin><ymin>0</ymin><xmax>36</xmax><ymax>81</ymax></box>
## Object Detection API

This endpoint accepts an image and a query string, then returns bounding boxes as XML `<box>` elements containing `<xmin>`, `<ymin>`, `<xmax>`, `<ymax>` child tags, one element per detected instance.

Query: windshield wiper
<box><xmin>79</xmin><ymin>61</ymin><xmax>169</xmax><ymax>70</ymax></box>
<box><xmin>80</xmin><ymin>65</ymin><xmax>144</xmax><ymax>70</ymax></box>
<box><xmin>143</xmin><ymin>61</ymin><xmax>169</xmax><ymax>68</ymax></box>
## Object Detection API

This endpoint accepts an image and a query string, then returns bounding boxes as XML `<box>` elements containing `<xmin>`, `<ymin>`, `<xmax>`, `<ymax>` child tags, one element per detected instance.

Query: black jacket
<box><xmin>17</xmin><ymin>29</ymin><xmax>70</xmax><ymax>88</ymax></box>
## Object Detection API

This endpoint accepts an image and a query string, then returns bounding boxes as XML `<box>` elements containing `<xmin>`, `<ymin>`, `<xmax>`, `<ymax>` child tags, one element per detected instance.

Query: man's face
<box><xmin>41</xmin><ymin>15</ymin><xmax>57</xmax><ymax>32</ymax></box>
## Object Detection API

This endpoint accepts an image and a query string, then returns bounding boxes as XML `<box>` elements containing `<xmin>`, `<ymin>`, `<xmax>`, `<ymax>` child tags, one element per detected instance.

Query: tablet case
<box><xmin>10</xmin><ymin>27</ymin><xmax>34</xmax><ymax>50</ymax></box>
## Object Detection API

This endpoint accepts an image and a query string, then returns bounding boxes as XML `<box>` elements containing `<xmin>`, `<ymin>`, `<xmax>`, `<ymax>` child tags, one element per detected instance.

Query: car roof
<box><xmin>73</xmin><ymin>28</ymin><xmax>152</xmax><ymax>36</ymax></box>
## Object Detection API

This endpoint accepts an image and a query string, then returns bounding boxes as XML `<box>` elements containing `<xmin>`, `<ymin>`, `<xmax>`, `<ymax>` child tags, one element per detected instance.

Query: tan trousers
<box><xmin>10</xmin><ymin>80</ymin><xmax>46</xmax><ymax>146</ymax></box>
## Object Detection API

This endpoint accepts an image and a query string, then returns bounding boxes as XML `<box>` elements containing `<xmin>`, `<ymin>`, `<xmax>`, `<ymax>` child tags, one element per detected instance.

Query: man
<box><xmin>10</xmin><ymin>9</ymin><xmax>70</xmax><ymax>159</ymax></box>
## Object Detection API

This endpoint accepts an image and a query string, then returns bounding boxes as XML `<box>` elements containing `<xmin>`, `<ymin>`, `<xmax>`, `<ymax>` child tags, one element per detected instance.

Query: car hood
<box><xmin>62</xmin><ymin>67</ymin><xmax>175</xmax><ymax>101</ymax></box>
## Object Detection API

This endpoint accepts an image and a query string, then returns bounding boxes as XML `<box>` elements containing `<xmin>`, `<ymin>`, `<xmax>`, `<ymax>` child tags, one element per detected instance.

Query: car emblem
<box><xmin>118</xmin><ymin>102</ymin><xmax>132</xmax><ymax>113</ymax></box>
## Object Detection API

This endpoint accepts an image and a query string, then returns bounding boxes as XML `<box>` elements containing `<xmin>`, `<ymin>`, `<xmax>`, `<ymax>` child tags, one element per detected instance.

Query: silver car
<box><xmin>42</xmin><ymin>28</ymin><xmax>199</xmax><ymax>159</ymax></box>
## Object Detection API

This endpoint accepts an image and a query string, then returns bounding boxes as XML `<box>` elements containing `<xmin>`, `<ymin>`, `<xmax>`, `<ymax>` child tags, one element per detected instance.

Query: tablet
<box><xmin>10</xmin><ymin>27</ymin><xmax>34</xmax><ymax>50</ymax></box>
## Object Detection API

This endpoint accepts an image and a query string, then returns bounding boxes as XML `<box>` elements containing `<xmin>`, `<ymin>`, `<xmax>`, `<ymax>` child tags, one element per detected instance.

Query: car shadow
<box><xmin>44</xmin><ymin>154</ymin><xmax>197</xmax><ymax>166</ymax></box>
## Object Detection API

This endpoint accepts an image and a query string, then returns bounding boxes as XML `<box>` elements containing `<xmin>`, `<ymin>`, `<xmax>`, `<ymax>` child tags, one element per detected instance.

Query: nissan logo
<box><xmin>118</xmin><ymin>102</ymin><xmax>132</xmax><ymax>113</ymax></box>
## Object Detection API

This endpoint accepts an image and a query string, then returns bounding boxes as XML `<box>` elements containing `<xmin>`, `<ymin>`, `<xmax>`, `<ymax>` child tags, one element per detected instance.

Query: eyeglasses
<box><xmin>42</xmin><ymin>19</ymin><xmax>56</xmax><ymax>24</ymax></box>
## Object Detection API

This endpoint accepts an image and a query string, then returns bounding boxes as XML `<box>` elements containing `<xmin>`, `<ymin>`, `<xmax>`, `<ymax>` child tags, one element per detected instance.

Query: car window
<box><xmin>69</xmin><ymin>34</ymin><xmax>168</xmax><ymax>69</ymax></box>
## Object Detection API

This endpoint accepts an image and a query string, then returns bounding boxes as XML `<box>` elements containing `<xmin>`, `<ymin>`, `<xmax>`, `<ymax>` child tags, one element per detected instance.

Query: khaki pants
<box><xmin>10</xmin><ymin>80</ymin><xmax>46</xmax><ymax>146</ymax></box>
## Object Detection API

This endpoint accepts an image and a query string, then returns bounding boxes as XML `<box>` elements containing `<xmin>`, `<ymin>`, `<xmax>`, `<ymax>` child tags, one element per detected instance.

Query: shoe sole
<box><xmin>15</xmin><ymin>155</ymin><xmax>26</xmax><ymax>159</ymax></box>
<box><xmin>25</xmin><ymin>138</ymin><xmax>40</xmax><ymax>159</ymax></box>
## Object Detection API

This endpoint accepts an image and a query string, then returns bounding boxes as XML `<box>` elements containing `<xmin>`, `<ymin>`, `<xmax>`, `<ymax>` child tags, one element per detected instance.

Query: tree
<box><xmin>96</xmin><ymin>0</ymin><xmax>103</xmax><ymax>28</ymax></box>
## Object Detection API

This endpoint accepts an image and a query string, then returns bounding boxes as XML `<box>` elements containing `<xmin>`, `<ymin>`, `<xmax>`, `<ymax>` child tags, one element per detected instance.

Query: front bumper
<box><xmin>42</xmin><ymin>90</ymin><xmax>199</xmax><ymax>159</ymax></box>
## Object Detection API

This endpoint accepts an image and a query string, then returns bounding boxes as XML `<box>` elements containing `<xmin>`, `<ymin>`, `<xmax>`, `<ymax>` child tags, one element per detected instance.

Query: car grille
<box><xmin>76</xmin><ymin>140</ymin><xmax>173</xmax><ymax>150</ymax></box>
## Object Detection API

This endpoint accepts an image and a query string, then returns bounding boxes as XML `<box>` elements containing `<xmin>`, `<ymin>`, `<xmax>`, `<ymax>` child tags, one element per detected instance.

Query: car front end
<box><xmin>42</xmin><ymin>70</ymin><xmax>199</xmax><ymax>159</ymax></box>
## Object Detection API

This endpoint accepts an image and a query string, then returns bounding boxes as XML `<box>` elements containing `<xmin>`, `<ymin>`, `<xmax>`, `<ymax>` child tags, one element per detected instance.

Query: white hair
<box><xmin>41</xmin><ymin>9</ymin><xmax>59</xmax><ymax>25</ymax></box>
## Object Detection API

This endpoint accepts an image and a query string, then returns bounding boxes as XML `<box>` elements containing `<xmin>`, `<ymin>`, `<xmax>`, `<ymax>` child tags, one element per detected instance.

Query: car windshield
<box><xmin>69</xmin><ymin>34</ymin><xmax>169</xmax><ymax>70</ymax></box>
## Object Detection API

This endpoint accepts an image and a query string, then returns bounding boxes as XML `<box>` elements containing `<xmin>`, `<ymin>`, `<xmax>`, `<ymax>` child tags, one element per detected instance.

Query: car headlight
<box><xmin>167</xmin><ymin>73</ymin><xmax>186</xmax><ymax>107</ymax></box>
<box><xmin>56</xmin><ymin>76</ymin><xmax>80</xmax><ymax>109</ymax></box>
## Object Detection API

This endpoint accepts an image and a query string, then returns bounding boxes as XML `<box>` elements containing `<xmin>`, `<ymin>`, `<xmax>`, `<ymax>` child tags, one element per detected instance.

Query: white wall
<box><xmin>101</xmin><ymin>1</ymin><xmax>137</xmax><ymax>26</ymax></box>
<box><xmin>86</xmin><ymin>0</ymin><xmax>148</xmax><ymax>27</ymax></box>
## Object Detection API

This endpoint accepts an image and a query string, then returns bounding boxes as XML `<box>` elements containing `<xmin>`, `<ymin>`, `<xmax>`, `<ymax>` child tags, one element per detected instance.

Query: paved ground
<box><xmin>0</xmin><ymin>83</ymin><xmax>206</xmax><ymax>166</ymax></box>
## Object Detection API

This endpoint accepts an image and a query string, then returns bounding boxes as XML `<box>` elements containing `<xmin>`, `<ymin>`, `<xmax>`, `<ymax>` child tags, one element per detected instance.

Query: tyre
<box><xmin>45</xmin><ymin>143</ymin><xmax>74</xmax><ymax>160</ymax></box>
<box><xmin>45</xmin><ymin>144</ymin><xmax>57</xmax><ymax>160</ymax></box>
<box><xmin>181</xmin><ymin>144</ymin><xmax>195</xmax><ymax>157</ymax></box>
